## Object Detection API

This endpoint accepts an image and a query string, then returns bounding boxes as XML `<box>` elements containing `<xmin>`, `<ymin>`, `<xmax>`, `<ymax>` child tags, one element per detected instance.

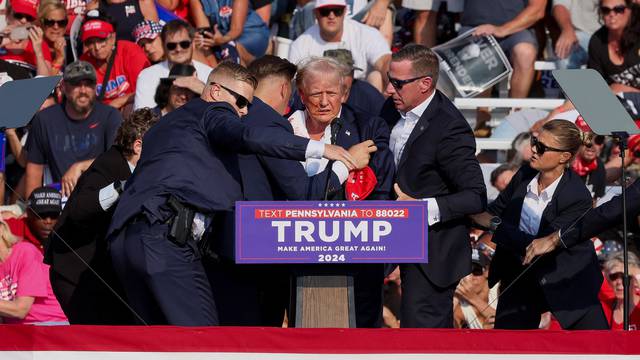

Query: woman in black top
<box><xmin>588</xmin><ymin>0</ymin><xmax>640</xmax><ymax>92</ymax></box>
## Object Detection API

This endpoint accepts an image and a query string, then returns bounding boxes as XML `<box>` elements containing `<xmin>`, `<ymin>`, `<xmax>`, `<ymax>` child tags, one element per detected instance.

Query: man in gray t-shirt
<box><xmin>460</xmin><ymin>0</ymin><xmax>547</xmax><ymax>98</ymax></box>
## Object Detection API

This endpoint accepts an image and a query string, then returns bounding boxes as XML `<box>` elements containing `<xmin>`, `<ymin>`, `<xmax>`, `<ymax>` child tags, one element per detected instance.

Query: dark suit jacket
<box><xmin>380</xmin><ymin>90</ymin><xmax>487</xmax><ymax>287</ymax></box>
<box><xmin>488</xmin><ymin>165</ymin><xmax>603</xmax><ymax>328</ymax></box>
<box><xmin>239</xmin><ymin>97</ymin><xmax>341</xmax><ymax>201</ymax></box>
<box><xmin>108</xmin><ymin>99</ymin><xmax>311</xmax><ymax>236</ymax></box>
<box><xmin>562</xmin><ymin>178</ymin><xmax>640</xmax><ymax>246</ymax></box>
<box><xmin>45</xmin><ymin>146</ymin><xmax>133</xmax><ymax>324</ymax></box>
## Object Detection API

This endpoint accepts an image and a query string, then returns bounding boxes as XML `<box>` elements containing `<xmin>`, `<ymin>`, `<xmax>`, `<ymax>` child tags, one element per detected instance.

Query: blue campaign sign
<box><xmin>235</xmin><ymin>201</ymin><xmax>428</xmax><ymax>264</ymax></box>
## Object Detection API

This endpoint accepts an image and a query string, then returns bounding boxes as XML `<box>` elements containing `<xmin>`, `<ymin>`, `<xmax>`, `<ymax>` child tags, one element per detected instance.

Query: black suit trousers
<box><xmin>400</xmin><ymin>264</ymin><xmax>459</xmax><ymax>328</ymax></box>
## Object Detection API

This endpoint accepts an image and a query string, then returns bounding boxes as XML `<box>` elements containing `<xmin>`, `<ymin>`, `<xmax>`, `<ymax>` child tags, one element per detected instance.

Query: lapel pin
<box><xmin>420</xmin><ymin>126</ymin><xmax>424</xmax><ymax>131</ymax></box>
<box><xmin>345</xmin><ymin>130</ymin><xmax>351</xmax><ymax>136</ymax></box>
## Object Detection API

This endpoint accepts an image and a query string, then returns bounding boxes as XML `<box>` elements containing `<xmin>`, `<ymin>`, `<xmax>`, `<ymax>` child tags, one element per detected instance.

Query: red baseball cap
<box><xmin>10</xmin><ymin>0</ymin><xmax>38</xmax><ymax>19</ymax></box>
<box><xmin>575</xmin><ymin>115</ymin><xmax>592</xmax><ymax>133</ymax></box>
<box><xmin>81</xmin><ymin>19</ymin><xmax>115</xmax><ymax>42</ymax></box>
<box><xmin>345</xmin><ymin>167</ymin><xmax>378</xmax><ymax>201</ymax></box>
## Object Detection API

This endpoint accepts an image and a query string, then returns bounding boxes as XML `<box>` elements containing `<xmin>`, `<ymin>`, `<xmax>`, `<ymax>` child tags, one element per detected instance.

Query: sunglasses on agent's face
<box><xmin>530</xmin><ymin>136</ymin><xmax>569</xmax><ymax>156</ymax></box>
<box><xmin>165</xmin><ymin>40</ymin><xmax>191</xmax><ymax>51</ymax></box>
<box><xmin>211</xmin><ymin>82</ymin><xmax>251</xmax><ymax>109</ymax></box>
<box><xmin>586</xmin><ymin>135</ymin><xmax>606</xmax><ymax>148</ymax></box>
<box><xmin>600</xmin><ymin>4</ymin><xmax>627</xmax><ymax>15</ymax></box>
<box><xmin>387</xmin><ymin>72</ymin><xmax>431</xmax><ymax>91</ymax></box>
<box><xmin>13</xmin><ymin>12</ymin><xmax>35</xmax><ymax>22</ymax></box>
<box><xmin>318</xmin><ymin>6</ymin><xmax>345</xmax><ymax>17</ymax></box>
<box><xmin>43</xmin><ymin>18</ymin><xmax>69</xmax><ymax>28</ymax></box>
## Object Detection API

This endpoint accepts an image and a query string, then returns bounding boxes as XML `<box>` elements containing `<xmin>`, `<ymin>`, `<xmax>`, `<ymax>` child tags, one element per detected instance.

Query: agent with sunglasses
<box><xmin>107</xmin><ymin>61</ymin><xmax>361</xmax><ymax>326</ymax></box>
<box><xmin>0</xmin><ymin>0</ymin><xmax>53</xmax><ymax>76</ymax></box>
<box><xmin>288</xmin><ymin>0</ymin><xmax>391</xmax><ymax>92</ymax></box>
<box><xmin>588</xmin><ymin>0</ymin><xmax>640</xmax><ymax>93</ymax></box>
<box><xmin>134</xmin><ymin>19</ymin><xmax>213</xmax><ymax>110</ymax></box>
<box><xmin>380</xmin><ymin>44</ymin><xmax>487</xmax><ymax>328</ymax></box>
<box><xmin>473</xmin><ymin>119</ymin><xmax>608</xmax><ymax>330</ymax></box>
<box><xmin>80</xmin><ymin>17</ymin><xmax>150</xmax><ymax>111</ymax></box>
<box><xmin>571</xmin><ymin>117</ymin><xmax>608</xmax><ymax>204</ymax></box>
<box><xmin>38</xmin><ymin>0</ymin><xmax>69</xmax><ymax>74</ymax></box>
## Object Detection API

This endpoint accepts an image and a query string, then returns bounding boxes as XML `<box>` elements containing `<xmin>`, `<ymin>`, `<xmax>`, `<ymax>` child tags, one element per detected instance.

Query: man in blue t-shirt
<box><xmin>25</xmin><ymin>61</ymin><xmax>122</xmax><ymax>198</ymax></box>
<box><xmin>460</xmin><ymin>0</ymin><xmax>547</xmax><ymax>98</ymax></box>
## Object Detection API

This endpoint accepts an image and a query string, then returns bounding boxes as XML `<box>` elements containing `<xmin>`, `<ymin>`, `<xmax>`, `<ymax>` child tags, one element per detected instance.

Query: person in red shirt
<box><xmin>79</xmin><ymin>16</ymin><xmax>150</xmax><ymax>111</ymax></box>
<box><xmin>5</xmin><ymin>186</ymin><xmax>62</xmax><ymax>254</ymax></box>
<box><xmin>0</xmin><ymin>0</ymin><xmax>53</xmax><ymax>75</ymax></box>
<box><xmin>602</xmin><ymin>251</ymin><xmax>640</xmax><ymax>330</ymax></box>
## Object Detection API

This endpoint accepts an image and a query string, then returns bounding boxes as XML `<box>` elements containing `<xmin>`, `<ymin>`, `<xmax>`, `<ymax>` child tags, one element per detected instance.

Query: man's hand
<box><xmin>555</xmin><ymin>28</ymin><xmax>577</xmax><ymax>59</ymax></box>
<box><xmin>394</xmin><ymin>183</ymin><xmax>416</xmax><ymax>201</ymax></box>
<box><xmin>324</xmin><ymin>144</ymin><xmax>357</xmax><ymax>170</ymax></box>
<box><xmin>61</xmin><ymin>162</ymin><xmax>84</xmax><ymax>197</ymax></box>
<box><xmin>362</xmin><ymin>0</ymin><xmax>388</xmax><ymax>29</ymax></box>
<box><xmin>172</xmin><ymin>75</ymin><xmax>205</xmax><ymax>95</ymax></box>
<box><xmin>473</xmin><ymin>24</ymin><xmax>507</xmax><ymax>38</ymax></box>
<box><xmin>523</xmin><ymin>231</ymin><xmax>561</xmax><ymax>265</ymax></box>
<box><xmin>348</xmin><ymin>140</ymin><xmax>377</xmax><ymax>169</ymax></box>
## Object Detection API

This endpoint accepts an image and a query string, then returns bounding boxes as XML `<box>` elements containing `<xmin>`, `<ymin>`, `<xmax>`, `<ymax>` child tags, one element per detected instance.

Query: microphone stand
<box><xmin>613</xmin><ymin>131</ymin><xmax>631</xmax><ymax>331</ymax></box>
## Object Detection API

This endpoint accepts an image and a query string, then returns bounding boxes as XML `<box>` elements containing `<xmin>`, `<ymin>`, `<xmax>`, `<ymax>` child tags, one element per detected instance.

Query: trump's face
<box><xmin>300</xmin><ymin>71</ymin><xmax>344</xmax><ymax>125</ymax></box>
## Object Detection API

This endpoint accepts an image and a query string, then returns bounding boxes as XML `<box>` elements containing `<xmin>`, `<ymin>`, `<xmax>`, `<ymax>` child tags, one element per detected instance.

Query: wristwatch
<box><xmin>489</xmin><ymin>216</ymin><xmax>502</xmax><ymax>232</ymax></box>
<box><xmin>113</xmin><ymin>179</ymin><xmax>125</xmax><ymax>195</ymax></box>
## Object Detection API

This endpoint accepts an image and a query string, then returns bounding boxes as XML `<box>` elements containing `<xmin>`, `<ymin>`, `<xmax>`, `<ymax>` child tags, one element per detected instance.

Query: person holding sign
<box><xmin>107</xmin><ymin>62</ymin><xmax>361</xmax><ymax>326</ymax></box>
<box><xmin>380</xmin><ymin>44</ymin><xmax>487</xmax><ymax>328</ymax></box>
<box><xmin>473</xmin><ymin>120</ymin><xmax>608</xmax><ymax>330</ymax></box>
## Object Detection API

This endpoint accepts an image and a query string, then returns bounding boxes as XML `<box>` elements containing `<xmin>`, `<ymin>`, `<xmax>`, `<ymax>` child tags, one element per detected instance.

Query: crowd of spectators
<box><xmin>0</xmin><ymin>0</ymin><xmax>639</xmax><ymax>330</ymax></box>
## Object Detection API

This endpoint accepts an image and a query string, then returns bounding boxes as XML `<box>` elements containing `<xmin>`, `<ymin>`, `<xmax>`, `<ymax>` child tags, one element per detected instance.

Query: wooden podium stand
<box><xmin>294</xmin><ymin>274</ymin><xmax>356</xmax><ymax>328</ymax></box>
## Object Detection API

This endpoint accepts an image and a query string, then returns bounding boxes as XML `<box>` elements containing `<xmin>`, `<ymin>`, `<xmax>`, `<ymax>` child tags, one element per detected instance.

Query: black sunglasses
<box><xmin>43</xmin><ymin>18</ymin><xmax>69</xmax><ymax>28</ymax></box>
<box><xmin>318</xmin><ymin>6</ymin><xmax>345</xmax><ymax>17</ymax></box>
<box><xmin>586</xmin><ymin>135</ymin><xmax>606</xmax><ymax>148</ymax></box>
<box><xmin>600</xmin><ymin>4</ymin><xmax>627</xmax><ymax>15</ymax></box>
<box><xmin>165</xmin><ymin>40</ymin><xmax>191</xmax><ymax>51</ymax></box>
<box><xmin>608</xmin><ymin>271</ymin><xmax>624</xmax><ymax>282</ymax></box>
<box><xmin>387</xmin><ymin>72</ymin><xmax>431</xmax><ymax>90</ymax></box>
<box><xmin>211</xmin><ymin>82</ymin><xmax>251</xmax><ymax>109</ymax></box>
<box><xmin>530</xmin><ymin>136</ymin><xmax>569</xmax><ymax>155</ymax></box>
<box><xmin>13</xmin><ymin>12</ymin><xmax>35</xmax><ymax>22</ymax></box>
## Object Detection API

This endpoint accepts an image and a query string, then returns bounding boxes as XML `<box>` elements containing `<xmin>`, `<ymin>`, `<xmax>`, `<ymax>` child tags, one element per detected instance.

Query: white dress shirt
<box><xmin>390</xmin><ymin>91</ymin><xmax>440</xmax><ymax>226</ymax></box>
<box><xmin>519</xmin><ymin>173</ymin><xmax>564</xmax><ymax>236</ymax></box>
<box><xmin>98</xmin><ymin>161</ymin><xmax>135</xmax><ymax>211</ymax></box>
<box><xmin>288</xmin><ymin>110</ymin><xmax>350</xmax><ymax>182</ymax></box>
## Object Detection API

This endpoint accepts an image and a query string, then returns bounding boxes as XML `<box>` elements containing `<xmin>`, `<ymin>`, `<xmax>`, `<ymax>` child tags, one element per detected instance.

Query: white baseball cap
<box><xmin>315</xmin><ymin>0</ymin><xmax>347</xmax><ymax>9</ymax></box>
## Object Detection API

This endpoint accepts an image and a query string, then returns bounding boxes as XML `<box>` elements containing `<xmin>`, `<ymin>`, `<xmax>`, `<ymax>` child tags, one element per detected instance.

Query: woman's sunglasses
<box><xmin>165</xmin><ymin>40</ymin><xmax>192</xmax><ymax>51</ymax></box>
<box><xmin>318</xmin><ymin>6</ymin><xmax>345</xmax><ymax>17</ymax></box>
<box><xmin>43</xmin><ymin>18</ymin><xmax>69</xmax><ymax>28</ymax></box>
<box><xmin>600</xmin><ymin>5</ymin><xmax>627</xmax><ymax>15</ymax></box>
<box><xmin>530</xmin><ymin>136</ymin><xmax>569</xmax><ymax>156</ymax></box>
<box><xmin>608</xmin><ymin>272</ymin><xmax>624</xmax><ymax>282</ymax></box>
<box><xmin>211</xmin><ymin>82</ymin><xmax>251</xmax><ymax>109</ymax></box>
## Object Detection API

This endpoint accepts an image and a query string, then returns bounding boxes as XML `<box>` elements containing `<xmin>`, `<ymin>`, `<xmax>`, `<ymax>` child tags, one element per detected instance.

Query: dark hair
<box><xmin>248</xmin><ymin>55</ymin><xmax>297</xmax><ymax>83</ymax></box>
<box><xmin>161</xmin><ymin>19</ymin><xmax>195</xmax><ymax>43</ymax></box>
<box><xmin>490</xmin><ymin>164</ymin><xmax>518</xmax><ymax>187</ymax></box>
<box><xmin>599</xmin><ymin>0</ymin><xmax>640</xmax><ymax>55</ymax></box>
<box><xmin>391</xmin><ymin>44</ymin><xmax>439</xmax><ymax>85</ymax></box>
<box><xmin>211</xmin><ymin>61</ymin><xmax>258</xmax><ymax>89</ymax></box>
<box><xmin>113</xmin><ymin>108</ymin><xmax>159</xmax><ymax>157</ymax></box>
<box><xmin>154</xmin><ymin>82</ymin><xmax>171</xmax><ymax>110</ymax></box>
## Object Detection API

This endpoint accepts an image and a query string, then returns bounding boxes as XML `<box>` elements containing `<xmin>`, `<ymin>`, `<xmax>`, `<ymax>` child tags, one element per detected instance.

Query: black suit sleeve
<box><xmin>562</xmin><ymin>179</ymin><xmax>640</xmax><ymax>247</ymax></box>
<box><xmin>204</xmin><ymin>104</ymin><xmax>310</xmax><ymax>160</ymax></box>
<box><xmin>487</xmin><ymin>165</ymin><xmax>532</xmax><ymax>216</ymax></box>
<box><xmin>494</xmin><ymin>190</ymin><xmax>593</xmax><ymax>256</ymax></box>
<box><xmin>64</xmin><ymin>169</ymin><xmax>112</xmax><ymax>225</ymax></box>
<box><xmin>434</xmin><ymin>117</ymin><xmax>487</xmax><ymax>222</ymax></box>
<box><xmin>366</xmin><ymin>117</ymin><xmax>395</xmax><ymax>200</ymax></box>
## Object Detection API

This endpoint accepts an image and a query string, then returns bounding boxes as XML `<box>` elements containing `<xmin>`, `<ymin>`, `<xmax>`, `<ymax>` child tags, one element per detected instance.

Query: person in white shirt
<box><xmin>552</xmin><ymin>0</ymin><xmax>600</xmax><ymax>69</ymax></box>
<box><xmin>288</xmin><ymin>0</ymin><xmax>391</xmax><ymax>92</ymax></box>
<box><xmin>473</xmin><ymin>119</ymin><xmax>608</xmax><ymax>330</ymax></box>
<box><xmin>380</xmin><ymin>44</ymin><xmax>487</xmax><ymax>328</ymax></box>
<box><xmin>133</xmin><ymin>19</ymin><xmax>212</xmax><ymax>110</ymax></box>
